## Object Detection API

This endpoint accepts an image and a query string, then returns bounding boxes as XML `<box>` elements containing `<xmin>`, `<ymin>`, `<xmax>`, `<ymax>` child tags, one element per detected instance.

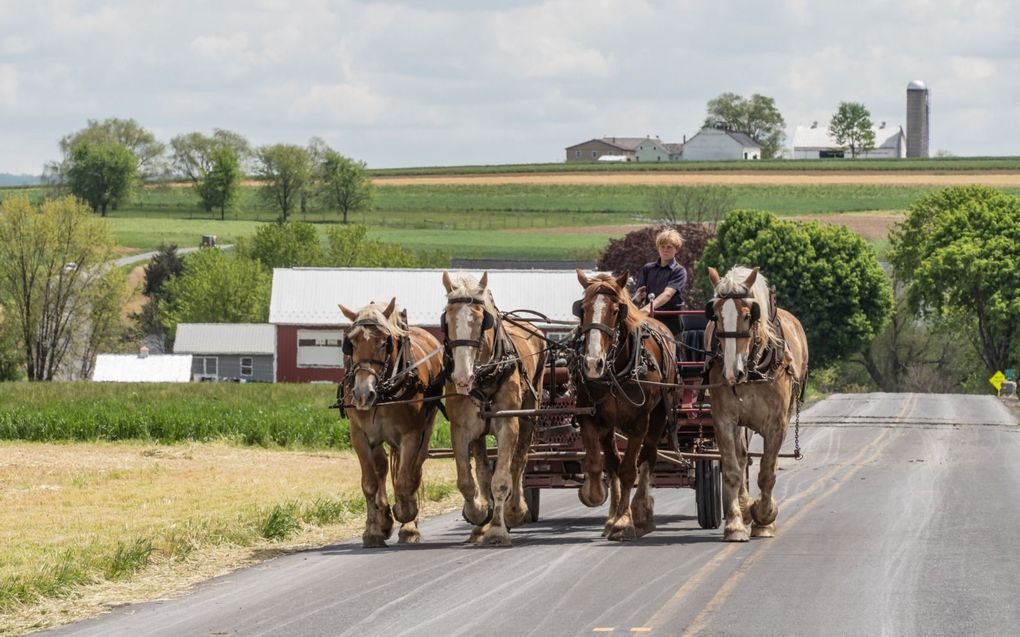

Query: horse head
<box><xmin>706</xmin><ymin>266</ymin><xmax>770</xmax><ymax>385</ymax></box>
<box><xmin>441</xmin><ymin>271</ymin><xmax>496</xmax><ymax>395</ymax></box>
<box><xmin>339</xmin><ymin>297</ymin><xmax>400</xmax><ymax>410</ymax></box>
<box><xmin>574</xmin><ymin>269</ymin><xmax>641</xmax><ymax>380</ymax></box>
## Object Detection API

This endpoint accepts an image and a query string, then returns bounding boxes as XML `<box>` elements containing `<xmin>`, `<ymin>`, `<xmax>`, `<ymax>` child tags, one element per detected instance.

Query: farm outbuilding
<box><xmin>173</xmin><ymin>323</ymin><xmax>275</xmax><ymax>382</ymax></box>
<box><xmin>791</xmin><ymin>121</ymin><xmax>906</xmax><ymax>159</ymax></box>
<box><xmin>681</xmin><ymin>128</ymin><xmax>761</xmax><ymax>161</ymax></box>
<box><xmin>269</xmin><ymin>268</ymin><xmax>585</xmax><ymax>383</ymax></box>
<box><xmin>92</xmin><ymin>351</ymin><xmax>193</xmax><ymax>383</ymax></box>
<box><xmin>565</xmin><ymin>136</ymin><xmax>682</xmax><ymax>163</ymax></box>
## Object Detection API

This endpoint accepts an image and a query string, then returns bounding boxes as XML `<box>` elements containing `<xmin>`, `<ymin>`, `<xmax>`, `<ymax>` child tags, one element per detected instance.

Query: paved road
<box><xmin>49</xmin><ymin>394</ymin><xmax>1019</xmax><ymax>637</ymax></box>
<box><xmin>114</xmin><ymin>245</ymin><xmax>233</xmax><ymax>267</ymax></box>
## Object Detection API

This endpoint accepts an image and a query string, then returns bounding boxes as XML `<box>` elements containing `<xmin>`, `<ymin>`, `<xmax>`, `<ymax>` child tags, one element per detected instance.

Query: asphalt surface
<box><xmin>47</xmin><ymin>393</ymin><xmax>1019</xmax><ymax>637</ymax></box>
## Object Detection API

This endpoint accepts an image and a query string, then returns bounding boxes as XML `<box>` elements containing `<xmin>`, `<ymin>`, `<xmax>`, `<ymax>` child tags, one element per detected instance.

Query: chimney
<box><xmin>682</xmin><ymin>134</ymin><xmax>687</xmax><ymax>143</ymax></box>
<box><xmin>811</xmin><ymin>121</ymin><xmax>818</xmax><ymax>128</ymax></box>
<box><xmin>138</xmin><ymin>346</ymin><xmax>149</xmax><ymax>359</ymax></box>
<box><xmin>880</xmin><ymin>121</ymin><xmax>886</xmax><ymax>129</ymax></box>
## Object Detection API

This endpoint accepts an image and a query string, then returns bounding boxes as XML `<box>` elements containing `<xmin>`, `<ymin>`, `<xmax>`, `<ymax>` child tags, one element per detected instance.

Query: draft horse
<box><xmin>704</xmin><ymin>266</ymin><xmax>808</xmax><ymax>541</ymax></box>
<box><xmin>572</xmin><ymin>270</ymin><xmax>678</xmax><ymax>541</ymax></box>
<box><xmin>338</xmin><ymin>298</ymin><xmax>445</xmax><ymax>548</ymax></box>
<box><xmin>441</xmin><ymin>271</ymin><xmax>547</xmax><ymax>545</ymax></box>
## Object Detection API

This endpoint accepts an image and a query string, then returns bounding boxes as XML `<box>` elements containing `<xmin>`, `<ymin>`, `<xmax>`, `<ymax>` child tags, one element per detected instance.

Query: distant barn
<box><xmin>792</xmin><ymin>121</ymin><xmax>906</xmax><ymax>159</ymax></box>
<box><xmin>680</xmin><ymin>128</ymin><xmax>761</xmax><ymax>161</ymax></box>
<box><xmin>173</xmin><ymin>323</ymin><xmax>275</xmax><ymax>382</ymax></box>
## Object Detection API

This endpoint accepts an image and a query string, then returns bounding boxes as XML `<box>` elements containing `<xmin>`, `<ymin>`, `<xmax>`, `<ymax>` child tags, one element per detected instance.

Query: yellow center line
<box><xmin>592</xmin><ymin>629</ymin><xmax>614</xmax><ymax>633</ymax></box>
<box><xmin>643</xmin><ymin>394</ymin><xmax>916</xmax><ymax>632</ymax></box>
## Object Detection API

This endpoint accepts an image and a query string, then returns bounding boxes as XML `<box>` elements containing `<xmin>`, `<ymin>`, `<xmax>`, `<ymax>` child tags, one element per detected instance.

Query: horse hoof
<box><xmin>462</xmin><ymin>503</ymin><xmax>493</xmax><ymax>527</ymax></box>
<box><xmin>394</xmin><ymin>501</ymin><xmax>418</xmax><ymax>524</ymax></box>
<box><xmin>362</xmin><ymin>535</ymin><xmax>388</xmax><ymax>549</ymax></box>
<box><xmin>607</xmin><ymin>525</ymin><xmax>637</xmax><ymax>542</ymax></box>
<box><xmin>724</xmin><ymin>530</ymin><xmax>750</xmax><ymax>542</ymax></box>
<box><xmin>751</xmin><ymin>524</ymin><xmax>775</xmax><ymax>538</ymax></box>
<box><xmin>505</xmin><ymin>504</ymin><xmax>529</xmax><ymax>528</ymax></box>
<box><xmin>398</xmin><ymin>530</ymin><xmax>422</xmax><ymax>544</ymax></box>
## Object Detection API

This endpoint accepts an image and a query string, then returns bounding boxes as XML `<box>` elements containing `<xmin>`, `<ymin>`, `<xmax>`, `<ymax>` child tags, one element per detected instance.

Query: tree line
<box><xmin>43</xmin><ymin>118</ymin><xmax>374</xmax><ymax>223</ymax></box>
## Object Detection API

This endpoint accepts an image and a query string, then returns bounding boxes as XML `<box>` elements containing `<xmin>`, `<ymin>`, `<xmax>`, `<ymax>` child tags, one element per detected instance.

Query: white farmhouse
<box><xmin>681</xmin><ymin>128</ymin><xmax>761</xmax><ymax>161</ymax></box>
<box><xmin>792</xmin><ymin>121</ymin><xmax>907</xmax><ymax>159</ymax></box>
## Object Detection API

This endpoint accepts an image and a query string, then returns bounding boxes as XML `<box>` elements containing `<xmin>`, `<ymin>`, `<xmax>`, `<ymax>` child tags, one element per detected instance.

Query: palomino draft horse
<box><xmin>705</xmin><ymin>266</ymin><xmax>808</xmax><ymax>542</ymax></box>
<box><xmin>441</xmin><ymin>271</ymin><xmax>547</xmax><ymax>545</ymax></box>
<box><xmin>338</xmin><ymin>298</ymin><xmax>445</xmax><ymax>548</ymax></box>
<box><xmin>572</xmin><ymin>270</ymin><xmax>678</xmax><ymax>541</ymax></box>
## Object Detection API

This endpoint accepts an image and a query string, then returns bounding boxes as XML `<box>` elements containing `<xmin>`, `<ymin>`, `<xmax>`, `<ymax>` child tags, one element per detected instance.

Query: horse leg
<box><xmin>351</xmin><ymin>426</ymin><xmax>389</xmax><ymax>548</ymax></box>
<box><xmin>451</xmin><ymin>415</ymin><xmax>490</xmax><ymax>537</ymax></box>
<box><xmin>716</xmin><ymin>419</ymin><xmax>750</xmax><ymax>542</ymax></box>
<box><xmin>632</xmin><ymin>402</ymin><xmax>668</xmax><ymax>537</ymax></box>
<box><xmin>466</xmin><ymin>435</ymin><xmax>495</xmax><ymax>543</ymax></box>
<box><xmin>578</xmin><ymin>416</ymin><xmax>608</xmax><ymax>508</ymax></box>
<box><xmin>608</xmin><ymin>421</ymin><xmax>648</xmax><ymax>542</ymax></box>
<box><xmin>736</xmin><ymin>427</ymin><xmax>753</xmax><ymax>526</ymax></box>
<box><xmin>600</xmin><ymin>431</ymin><xmax>622</xmax><ymax>537</ymax></box>
<box><xmin>751</xmin><ymin>426</ymin><xmax>785</xmax><ymax>538</ymax></box>
<box><xmin>505</xmin><ymin>415</ymin><xmax>535</xmax><ymax>528</ymax></box>
<box><xmin>394</xmin><ymin>431</ymin><xmax>425</xmax><ymax>544</ymax></box>
<box><xmin>479</xmin><ymin>416</ymin><xmax>518</xmax><ymax>546</ymax></box>
<box><xmin>374</xmin><ymin>445</ymin><xmax>394</xmax><ymax>539</ymax></box>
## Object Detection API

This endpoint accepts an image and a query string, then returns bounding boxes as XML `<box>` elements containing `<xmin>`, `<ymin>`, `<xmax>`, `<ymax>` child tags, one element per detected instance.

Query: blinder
<box><xmin>750</xmin><ymin>302</ymin><xmax>761</xmax><ymax>323</ymax></box>
<box><xmin>342</xmin><ymin>338</ymin><xmax>354</xmax><ymax>356</ymax></box>
<box><xmin>571</xmin><ymin>299</ymin><xmax>583</xmax><ymax>318</ymax></box>
<box><xmin>704</xmin><ymin>300</ymin><xmax>716</xmax><ymax>321</ymax></box>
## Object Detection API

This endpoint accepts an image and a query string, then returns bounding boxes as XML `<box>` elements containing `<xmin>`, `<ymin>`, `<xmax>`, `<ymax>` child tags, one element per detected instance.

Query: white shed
<box><xmin>92</xmin><ymin>353</ymin><xmax>193</xmax><ymax>383</ymax></box>
<box><xmin>681</xmin><ymin>128</ymin><xmax>761</xmax><ymax>161</ymax></box>
<box><xmin>792</xmin><ymin>122</ymin><xmax>907</xmax><ymax>159</ymax></box>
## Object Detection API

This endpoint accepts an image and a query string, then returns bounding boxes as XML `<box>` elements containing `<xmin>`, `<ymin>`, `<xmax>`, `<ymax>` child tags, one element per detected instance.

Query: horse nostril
<box><xmin>367</xmin><ymin>390</ymin><xmax>377</xmax><ymax>404</ymax></box>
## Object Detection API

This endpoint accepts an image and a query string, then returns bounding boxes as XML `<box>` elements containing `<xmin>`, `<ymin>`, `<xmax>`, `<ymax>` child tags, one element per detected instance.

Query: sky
<box><xmin>1</xmin><ymin>0</ymin><xmax>1017</xmax><ymax>174</ymax></box>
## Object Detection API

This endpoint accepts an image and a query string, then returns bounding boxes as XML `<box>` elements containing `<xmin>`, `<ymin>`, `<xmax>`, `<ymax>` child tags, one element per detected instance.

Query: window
<box><xmin>240</xmin><ymin>357</ymin><xmax>253</xmax><ymax>377</ymax></box>
<box><xmin>197</xmin><ymin>356</ymin><xmax>218</xmax><ymax>376</ymax></box>
<box><xmin>575</xmin><ymin>150</ymin><xmax>581</xmax><ymax>158</ymax></box>
<box><xmin>591</xmin><ymin>150</ymin><xmax>597</xmax><ymax>158</ymax></box>
<box><xmin>297</xmin><ymin>330</ymin><xmax>343</xmax><ymax>368</ymax></box>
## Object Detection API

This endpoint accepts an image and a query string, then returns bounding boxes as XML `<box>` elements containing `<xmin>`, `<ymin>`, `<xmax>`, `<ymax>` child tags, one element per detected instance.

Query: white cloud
<box><xmin>0</xmin><ymin>65</ymin><xmax>17</xmax><ymax>108</ymax></box>
<box><xmin>287</xmin><ymin>83</ymin><xmax>386</xmax><ymax>125</ymax></box>
<box><xmin>950</xmin><ymin>56</ymin><xmax>997</xmax><ymax>81</ymax></box>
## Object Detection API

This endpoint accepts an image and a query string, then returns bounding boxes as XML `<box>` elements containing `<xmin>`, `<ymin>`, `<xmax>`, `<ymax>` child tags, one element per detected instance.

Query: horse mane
<box><xmin>347</xmin><ymin>301</ymin><xmax>408</xmax><ymax>340</ymax></box>
<box><xmin>445</xmin><ymin>273</ymin><xmax>498</xmax><ymax>316</ymax></box>
<box><xmin>583</xmin><ymin>273</ymin><xmax>646</xmax><ymax>332</ymax></box>
<box><xmin>715</xmin><ymin>266</ymin><xmax>782</xmax><ymax>350</ymax></box>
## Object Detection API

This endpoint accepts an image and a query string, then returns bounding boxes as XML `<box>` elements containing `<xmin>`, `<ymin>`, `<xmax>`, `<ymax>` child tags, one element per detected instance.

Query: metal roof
<box><xmin>92</xmin><ymin>354</ymin><xmax>193</xmax><ymax>383</ymax></box>
<box><xmin>173</xmin><ymin>323</ymin><xmax>275</xmax><ymax>355</ymax></box>
<box><xmin>792</xmin><ymin>123</ymin><xmax>905</xmax><ymax>150</ymax></box>
<box><xmin>269</xmin><ymin>268</ymin><xmax>591</xmax><ymax>327</ymax></box>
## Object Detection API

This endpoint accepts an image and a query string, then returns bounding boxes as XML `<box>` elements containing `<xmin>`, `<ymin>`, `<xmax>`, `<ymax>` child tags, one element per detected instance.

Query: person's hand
<box><xmin>634</xmin><ymin>286</ymin><xmax>647</xmax><ymax>301</ymax></box>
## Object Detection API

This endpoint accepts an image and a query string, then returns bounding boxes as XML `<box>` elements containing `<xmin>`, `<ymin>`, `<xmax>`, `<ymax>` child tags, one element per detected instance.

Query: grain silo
<box><xmin>906</xmin><ymin>80</ymin><xmax>930</xmax><ymax>158</ymax></box>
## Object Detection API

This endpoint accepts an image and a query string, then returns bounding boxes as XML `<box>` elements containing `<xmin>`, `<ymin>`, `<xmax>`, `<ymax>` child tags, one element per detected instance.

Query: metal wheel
<box><xmin>523</xmin><ymin>487</ymin><xmax>540</xmax><ymax>523</ymax></box>
<box><xmin>695</xmin><ymin>459</ymin><xmax>722</xmax><ymax>529</ymax></box>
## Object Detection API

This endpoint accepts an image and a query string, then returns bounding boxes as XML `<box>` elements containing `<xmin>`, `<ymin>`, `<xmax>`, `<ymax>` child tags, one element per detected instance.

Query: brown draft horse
<box><xmin>338</xmin><ymin>298</ymin><xmax>445</xmax><ymax>548</ymax></box>
<box><xmin>705</xmin><ymin>266</ymin><xmax>809</xmax><ymax>542</ymax></box>
<box><xmin>441</xmin><ymin>271</ymin><xmax>547</xmax><ymax>546</ymax></box>
<box><xmin>572</xmin><ymin>270</ymin><xmax>678</xmax><ymax>541</ymax></box>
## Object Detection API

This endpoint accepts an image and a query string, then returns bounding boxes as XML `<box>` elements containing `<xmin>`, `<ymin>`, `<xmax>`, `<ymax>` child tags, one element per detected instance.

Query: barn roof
<box><xmin>269</xmin><ymin>268</ymin><xmax>590</xmax><ymax>327</ymax></box>
<box><xmin>792</xmin><ymin>123</ymin><xmax>905</xmax><ymax>150</ymax></box>
<box><xmin>173</xmin><ymin>323</ymin><xmax>275</xmax><ymax>355</ymax></box>
<box><xmin>92</xmin><ymin>354</ymin><xmax>193</xmax><ymax>383</ymax></box>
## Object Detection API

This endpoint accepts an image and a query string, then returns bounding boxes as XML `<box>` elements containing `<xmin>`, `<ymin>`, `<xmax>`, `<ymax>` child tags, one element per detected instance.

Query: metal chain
<box><xmin>794</xmin><ymin>392</ymin><xmax>803</xmax><ymax>460</ymax></box>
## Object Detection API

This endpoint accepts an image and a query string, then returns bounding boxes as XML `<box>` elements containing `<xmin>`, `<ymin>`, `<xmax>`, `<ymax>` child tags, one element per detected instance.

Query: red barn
<box><xmin>269</xmin><ymin>267</ymin><xmax>583</xmax><ymax>383</ymax></box>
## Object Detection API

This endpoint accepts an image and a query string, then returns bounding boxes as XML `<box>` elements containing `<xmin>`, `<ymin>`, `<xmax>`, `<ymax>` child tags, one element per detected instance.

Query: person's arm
<box><xmin>650</xmin><ymin>286</ymin><xmax>676</xmax><ymax>309</ymax></box>
<box><xmin>654</xmin><ymin>266</ymin><xmax>687</xmax><ymax>309</ymax></box>
<box><xmin>631</xmin><ymin>267</ymin><xmax>648</xmax><ymax>304</ymax></box>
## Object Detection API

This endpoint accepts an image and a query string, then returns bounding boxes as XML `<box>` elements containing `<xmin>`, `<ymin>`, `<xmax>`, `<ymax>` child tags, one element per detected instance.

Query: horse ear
<box><xmin>339</xmin><ymin>304</ymin><xmax>358</xmax><ymax>322</ymax></box>
<box><xmin>382</xmin><ymin>297</ymin><xmax>396</xmax><ymax>319</ymax></box>
<box><xmin>479</xmin><ymin>271</ymin><xmax>488</xmax><ymax>289</ymax></box>
<box><xmin>442</xmin><ymin>270</ymin><xmax>454</xmax><ymax>293</ymax></box>
<box><xmin>744</xmin><ymin>267</ymin><xmax>759</xmax><ymax>288</ymax></box>
<box><xmin>614</xmin><ymin>270</ymin><xmax>629</xmax><ymax>290</ymax></box>
<box><xmin>707</xmin><ymin>267</ymin><xmax>721</xmax><ymax>287</ymax></box>
<box><xmin>576</xmin><ymin>268</ymin><xmax>590</xmax><ymax>288</ymax></box>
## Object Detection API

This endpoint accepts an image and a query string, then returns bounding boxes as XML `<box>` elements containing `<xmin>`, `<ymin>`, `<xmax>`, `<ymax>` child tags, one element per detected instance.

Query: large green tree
<box><xmin>829</xmin><ymin>102</ymin><xmax>876</xmax><ymax>159</ymax></box>
<box><xmin>169</xmin><ymin>129</ymin><xmax>252</xmax><ymax>182</ymax></box>
<box><xmin>236</xmin><ymin>222</ymin><xmax>324</xmax><ymax>269</ymax></box>
<box><xmin>66</xmin><ymin>141</ymin><xmax>138</xmax><ymax>216</ymax></box>
<box><xmin>703</xmin><ymin>93</ymin><xmax>786</xmax><ymax>159</ymax></box>
<box><xmin>160</xmin><ymin>249</ymin><xmax>271</xmax><ymax>341</ymax></box>
<box><xmin>51</xmin><ymin>118</ymin><xmax>165</xmax><ymax>180</ymax></box>
<box><xmin>318</xmin><ymin>150</ymin><xmax>374</xmax><ymax>224</ymax></box>
<box><xmin>698</xmin><ymin>209</ymin><xmax>893</xmax><ymax>367</ymax></box>
<box><xmin>197</xmin><ymin>146</ymin><xmax>242</xmax><ymax>220</ymax></box>
<box><xmin>0</xmin><ymin>196</ymin><xmax>126</xmax><ymax>380</ymax></box>
<box><xmin>256</xmin><ymin>144</ymin><xmax>312</xmax><ymax>223</ymax></box>
<box><xmin>889</xmin><ymin>186</ymin><xmax>1020</xmax><ymax>373</ymax></box>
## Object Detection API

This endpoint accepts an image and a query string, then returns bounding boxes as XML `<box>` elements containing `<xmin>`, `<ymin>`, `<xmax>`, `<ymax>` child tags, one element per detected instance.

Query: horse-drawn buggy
<box><xmin>336</xmin><ymin>266</ymin><xmax>807</xmax><ymax>547</ymax></box>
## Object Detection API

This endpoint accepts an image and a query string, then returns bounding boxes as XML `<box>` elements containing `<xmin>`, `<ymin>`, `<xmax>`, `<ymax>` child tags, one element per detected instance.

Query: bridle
<box><xmin>343</xmin><ymin>318</ymin><xmax>396</xmax><ymax>384</ymax></box>
<box><xmin>705</xmin><ymin>291</ymin><xmax>761</xmax><ymax>341</ymax></box>
<box><xmin>571</xmin><ymin>287</ymin><xmax>634</xmax><ymax>382</ymax></box>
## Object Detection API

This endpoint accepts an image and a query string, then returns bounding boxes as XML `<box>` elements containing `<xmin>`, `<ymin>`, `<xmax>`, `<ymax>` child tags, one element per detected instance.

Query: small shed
<box><xmin>92</xmin><ymin>352</ymin><xmax>193</xmax><ymax>383</ymax></box>
<box><xmin>681</xmin><ymin>128</ymin><xmax>761</xmax><ymax>161</ymax></box>
<box><xmin>173</xmin><ymin>323</ymin><xmax>276</xmax><ymax>382</ymax></box>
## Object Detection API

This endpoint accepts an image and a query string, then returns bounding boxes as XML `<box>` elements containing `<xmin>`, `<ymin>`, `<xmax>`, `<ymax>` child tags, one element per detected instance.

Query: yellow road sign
<box><xmin>989</xmin><ymin>371</ymin><xmax>1006</xmax><ymax>391</ymax></box>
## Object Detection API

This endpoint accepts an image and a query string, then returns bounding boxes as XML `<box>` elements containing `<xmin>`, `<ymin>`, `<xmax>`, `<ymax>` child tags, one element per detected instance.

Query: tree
<box><xmin>160</xmin><ymin>249</ymin><xmax>271</xmax><ymax>341</ymax></box>
<box><xmin>236</xmin><ymin>222</ymin><xmax>324</xmax><ymax>270</ymax></box>
<box><xmin>0</xmin><ymin>304</ymin><xmax>24</xmax><ymax>381</ymax></box>
<box><xmin>597</xmin><ymin>223</ymin><xmax>716</xmax><ymax>307</ymax></box>
<box><xmin>649</xmin><ymin>186</ymin><xmax>734</xmax><ymax>227</ymax></box>
<box><xmin>703</xmin><ymin>93</ymin><xmax>786</xmax><ymax>159</ymax></box>
<box><xmin>65</xmin><ymin>141</ymin><xmax>138</xmax><ymax>216</ymax></box>
<box><xmin>0</xmin><ymin>196</ymin><xmax>125</xmax><ymax>380</ymax></box>
<box><xmin>889</xmin><ymin>186</ymin><xmax>1020</xmax><ymax>373</ymax></box>
<box><xmin>169</xmin><ymin>129</ymin><xmax>252</xmax><ymax>182</ymax></box>
<box><xmin>197</xmin><ymin>146</ymin><xmax>242</xmax><ymax>220</ymax></box>
<box><xmin>256</xmin><ymin>144</ymin><xmax>312</xmax><ymax>223</ymax></box>
<box><xmin>136</xmin><ymin>244</ymin><xmax>185</xmax><ymax>342</ymax></box>
<box><xmin>323</xmin><ymin>225</ymin><xmax>423</xmax><ymax>268</ymax></box>
<box><xmin>698</xmin><ymin>209</ymin><xmax>893</xmax><ymax>367</ymax></box>
<box><xmin>318</xmin><ymin>150</ymin><xmax>374</xmax><ymax>224</ymax></box>
<box><xmin>49</xmin><ymin>118</ymin><xmax>165</xmax><ymax>180</ymax></box>
<box><xmin>829</xmin><ymin>102</ymin><xmax>876</xmax><ymax>159</ymax></box>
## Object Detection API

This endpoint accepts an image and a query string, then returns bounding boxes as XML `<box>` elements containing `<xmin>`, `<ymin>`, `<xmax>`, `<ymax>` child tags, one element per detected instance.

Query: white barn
<box><xmin>681</xmin><ymin>128</ymin><xmax>761</xmax><ymax>161</ymax></box>
<box><xmin>792</xmin><ymin>122</ymin><xmax>907</xmax><ymax>159</ymax></box>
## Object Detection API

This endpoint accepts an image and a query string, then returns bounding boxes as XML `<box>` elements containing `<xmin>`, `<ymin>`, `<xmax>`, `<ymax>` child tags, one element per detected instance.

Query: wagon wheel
<box><xmin>695</xmin><ymin>458</ymin><xmax>722</xmax><ymax>529</ymax></box>
<box><xmin>524</xmin><ymin>487</ymin><xmax>541</xmax><ymax>523</ymax></box>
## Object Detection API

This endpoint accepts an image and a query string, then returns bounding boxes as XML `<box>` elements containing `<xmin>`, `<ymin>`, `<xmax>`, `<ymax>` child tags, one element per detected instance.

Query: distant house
<box><xmin>791</xmin><ymin>121</ymin><xmax>907</xmax><ymax>159</ymax></box>
<box><xmin>681</xmin><ymin>128</ymin><xmax>761</xmax><ymax>161</ymax></box>
<box><xmin>92</xmin><ymin>350</ymin><xmax>192</xmax><ymax>383</ymax></box>
<box><xmin>565</xmin><ymin>136</ymin><xmax>682</xmax><ymax>163</ymax></box>
<box><xmin>173</xmin><ymin>323</ymin><xmax>275</xmax><ymax>382</ymax></box>
<box><xmin>269</xmin><ymin>268</ymin><xmax>585</xmax><ymax>383</ymax></box>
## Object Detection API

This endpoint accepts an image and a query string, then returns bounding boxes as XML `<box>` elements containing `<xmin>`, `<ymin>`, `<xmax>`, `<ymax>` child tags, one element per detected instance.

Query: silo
<box><xmin>906</xmin><ymin>80</ymin><xmax>930</xmax><ymax>158</ymax></box>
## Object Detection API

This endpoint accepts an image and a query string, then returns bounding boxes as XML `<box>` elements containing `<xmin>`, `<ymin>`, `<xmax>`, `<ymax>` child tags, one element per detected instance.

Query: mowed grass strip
<box><xmin>0</xmin><ymin>441</ymin><xmax>459</xmax><ymax>634</ymax></box>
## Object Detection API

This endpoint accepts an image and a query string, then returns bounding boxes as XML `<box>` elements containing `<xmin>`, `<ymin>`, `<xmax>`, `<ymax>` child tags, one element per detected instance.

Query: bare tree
<box><xmin>650</xmin><ymin>185</ymin><xmax>735</xmax><ymax>227</ymax></box>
